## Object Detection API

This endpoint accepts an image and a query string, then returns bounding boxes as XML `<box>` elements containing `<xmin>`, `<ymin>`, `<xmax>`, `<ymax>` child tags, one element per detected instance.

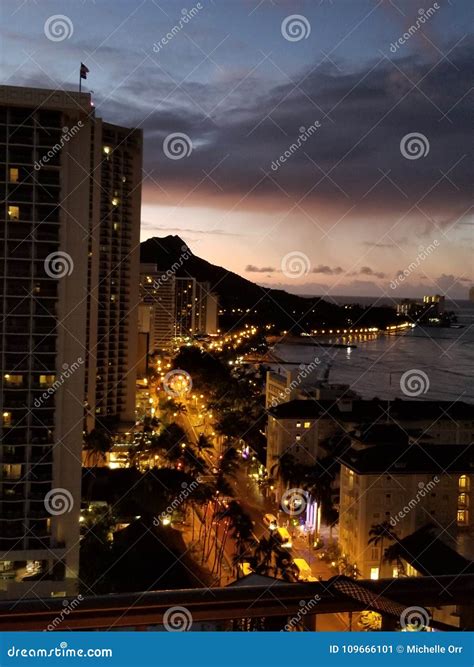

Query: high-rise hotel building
<box><xmin>0</xmin><ymin>85</ymin><xmax>142</xmax><ymax>599</ymax></box>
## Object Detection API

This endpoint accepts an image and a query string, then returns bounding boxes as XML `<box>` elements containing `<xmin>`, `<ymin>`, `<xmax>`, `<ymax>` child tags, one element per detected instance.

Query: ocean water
<box><xmin>274</xmin><ymin>300</ymin><xmax>474</xmax><ymax>404</ymax></box>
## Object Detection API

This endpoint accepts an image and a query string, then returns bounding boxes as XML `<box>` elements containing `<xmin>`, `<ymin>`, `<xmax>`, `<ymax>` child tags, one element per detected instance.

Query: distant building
<box><xmin>423</xmin><ymin>294</ymin><xmax>445</xmax><ymax>314</ymax></box>
<box><xmin>265</xmin><ymin>368</ymin><xmax>358</xmax><ymax>409</ymax></box>
<box><xmin>139</xmin><ymin>264</ymin><xmax>176</xmax><ymax>351</ymax></box>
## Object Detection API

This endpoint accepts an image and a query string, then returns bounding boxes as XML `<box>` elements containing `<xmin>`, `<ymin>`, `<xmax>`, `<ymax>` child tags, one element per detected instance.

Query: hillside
<box><xmin>140</xmin><ymin>236</ymin><xmax>396</xmax><ymax>332</ymax></box>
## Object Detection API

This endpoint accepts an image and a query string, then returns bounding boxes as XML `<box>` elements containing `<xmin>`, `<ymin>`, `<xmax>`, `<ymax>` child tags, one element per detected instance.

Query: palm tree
<box><xmin>196</xmin><ymin>433</ymin><xmax>213</xmax><ymax>456</ymax></box>
<box><xmin>368</xmin><ymin>521</ymin><xmax>398</xmax><ymax>573</ymax></box>
<box><xmin>84</xmin><ymin>428</ymin><xmax>113</xmax><ymax>467</ymax></box>
<box><xmin>270</xmin><ymin>451</ymin><xmax>299</xmax><ymax>489</ymax></box>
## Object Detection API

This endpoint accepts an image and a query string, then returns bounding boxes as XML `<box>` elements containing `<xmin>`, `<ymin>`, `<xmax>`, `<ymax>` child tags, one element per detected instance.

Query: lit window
<box><xmin>111</xmin><ymin>197</ymin><xmax>120</xmax><ymax>206</ymax></box>
<box><xmin>459</xmin><ymin>475</ymin><xmax>470</xmax><ymax>491</ymax></box>
<box><xmin>9</xmin><ymin>168</ymin><xmax>19</xmax><ymax>183</ymax></box>
<box><xmin>458</xmin><ymin>493</ymin><xmax>469</xmax><ymax>508</ymax></box>
<box><xmin>370</xmin><ymin>567</ymin><xmax>379</xmax><ymax>580</ymax></box>
<box><xmin>304</xmin><ymin>421</ymin><xmax>311</xmax><ymax>428</ymax></box>
<box><xmin>39</xmin><ymin>375</ymin><xmax>55</xmax><ymax>387</ymax></box>
<box><xmin>103</xmin><ymin>146</ymin><xmax>111</xmax><ymax>155</ymax></box>
<box><xmin>296</xmin><ymin>421</ymin><xmax>301</xmax><ymax>428</ymax></box>
<box><xmin>392</xmin><ymin>567</ymin><xmax>399</xmax><ymax>578</ymax></box>
<box><xmin>4</xmin><ymin>374</ymin><xmax>22</xmax><ymax>387</ymax></box>
<box><xmin>457</xmin><ymin>509</ymin><xmax>469</xmax><ymax>526</ymax></box>
<box><xmin>2</xmin><ymin>412</ymin><xmax>12</xmax><ymax>427</ymax></box>
<box><xmin>2</xmin><ymin>464</ymin><xmax>21</xmax><ymax>480</ymax></box>
<box><xmin>113</xmin><ymin>222</ymin><xmax>119</xmax><ymax>231</ymax></box>
<box><xmin>8</xmin><ymin>206</ymin><xmax>20</xmax><ymax>220</ymax></box>
<box><xmin>295</xmin><ymin>434</ymin><xmax>301</xmax><ymax>441</ymax></box>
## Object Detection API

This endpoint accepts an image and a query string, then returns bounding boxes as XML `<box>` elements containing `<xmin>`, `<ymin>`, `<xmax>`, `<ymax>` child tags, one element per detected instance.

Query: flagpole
<box><xmin>79</xmin><ymin>65</ymin><xmax>82</xmax><ymax>93</ymax></box>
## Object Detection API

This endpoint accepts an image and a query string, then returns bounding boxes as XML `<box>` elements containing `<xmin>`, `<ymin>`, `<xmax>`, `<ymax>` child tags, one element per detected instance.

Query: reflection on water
<box><xmin>274</xmin><ymin>303</ymin><xmax>474</xmax><ymax>404</ymax></box>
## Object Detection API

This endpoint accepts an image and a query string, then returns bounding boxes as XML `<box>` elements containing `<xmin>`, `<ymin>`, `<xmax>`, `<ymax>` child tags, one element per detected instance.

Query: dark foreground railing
<box><xmin>0</xmin><ymin>574</ymin><xmax>472</xmax><ymax>631</ymax></box>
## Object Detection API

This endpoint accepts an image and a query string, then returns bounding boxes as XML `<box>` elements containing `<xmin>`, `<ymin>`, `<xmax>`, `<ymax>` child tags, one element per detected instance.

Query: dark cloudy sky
<box><xmin>1</xmin><ymin>0</ymin><xmax>472</xmax><ymax>298</ymax></box>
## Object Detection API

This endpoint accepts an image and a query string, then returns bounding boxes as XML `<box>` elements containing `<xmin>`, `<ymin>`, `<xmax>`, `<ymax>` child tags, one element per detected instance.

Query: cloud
<box><xmin>118</xmin><ymin>36</ymin><xmax>474</xmax><ymax>228</ymax></box>
<box><xmin>359</xmin><ymin>266</ymin><xmax>386</xmax><ymax>279</ymax></box>
<box><xmin>245</xmin><ymin>264</ymin><xmax>276</xmax><ymax>273</ymax></box>
<box><xmin>312</xmin><ymin>265</ymin><xmax>344</xmax><ymax>275</ymax></box>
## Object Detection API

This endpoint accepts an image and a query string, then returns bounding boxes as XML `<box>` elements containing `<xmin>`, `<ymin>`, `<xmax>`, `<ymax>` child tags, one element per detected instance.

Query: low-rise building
<box><xmin>338</xmin><ymin>443</ymin><xmax>473</xmax><ymax>581</ymax></box>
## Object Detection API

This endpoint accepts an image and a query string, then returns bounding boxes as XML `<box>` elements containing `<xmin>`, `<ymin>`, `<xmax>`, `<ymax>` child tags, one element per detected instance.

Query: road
<box><xmin>175</xmin><ymin>395</ymin><xmax>352</xmax><ymax>630</ymax></box>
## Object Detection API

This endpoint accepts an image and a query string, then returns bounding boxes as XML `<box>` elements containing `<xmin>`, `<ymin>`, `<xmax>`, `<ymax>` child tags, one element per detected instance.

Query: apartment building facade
<box><xmin>0</xmin><ymin>85</ymin><xmax>142</xmax><ymax>599</ymax></box>
<box><xmin>338</xmin><ymin>444</ymin><xmax>473</xmax><ymax>580</ymax></box>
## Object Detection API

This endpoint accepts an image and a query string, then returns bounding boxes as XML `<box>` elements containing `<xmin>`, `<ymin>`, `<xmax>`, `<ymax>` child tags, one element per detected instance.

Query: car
<box><xmin>293</xmin><ymin>558</ymin><xmax>314</xmax><ymax>582</ymax></box>
<box><xmin>263</xmin><ymin>513</ymin><xmax>278</xmax><ymax>529</ymax></box>
<box><xmin>238</xmin><ymin>562</ymin><xmax>253</xmax><ymax>577</ymax></box>
<box><xmin>274</xmin><ymin>527</ymin><xmax>292</xmax><ymax>548</ymax></box>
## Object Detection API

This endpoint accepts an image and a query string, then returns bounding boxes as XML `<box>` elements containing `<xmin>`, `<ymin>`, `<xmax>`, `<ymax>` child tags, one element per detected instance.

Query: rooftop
<box><xmin>268</xmin><ymin>397</ymin><xmax>474</xmax><ymax>423</ymax></box>
<box><xmin>338</xmin><ymin>443</ymin><xmax>473</xmax><ymax>475</ymax></box>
